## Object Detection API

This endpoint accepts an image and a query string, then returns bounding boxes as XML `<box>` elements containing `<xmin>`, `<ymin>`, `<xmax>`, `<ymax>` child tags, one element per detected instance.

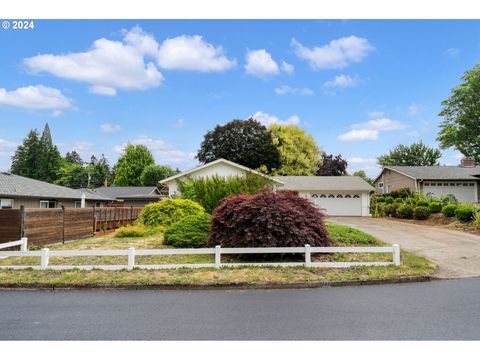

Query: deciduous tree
<box><xmin>113</xmin><ymin>144</ymin><xmax>155</xmax><ymax>186</ymax></box>
<box><xmin>316</xmin><ymin>152</ymin><xmax>348</xmax><ymax>176</ymax></box>
<box><xmin>378</xmin><ymin>141</ymin><xmax>441</xmax><ymax>166</ymax></box>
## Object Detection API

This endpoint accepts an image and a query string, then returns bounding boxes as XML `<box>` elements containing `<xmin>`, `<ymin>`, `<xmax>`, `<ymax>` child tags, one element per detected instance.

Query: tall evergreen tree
<box><xmin>37</xmin><ymin>123</ymin><xmax>62</xmax><ymax>182</ymax></box>
<box><xmin>87</xmin><ymin>154</ymin><xmax>112</xmax><ymax>188</ymax></box>
<box><xmin>64</xmin><ymin>151</ymin><xmax>84</xmax><ymax>165</ymax></box>
<box><xmin>10</xmin><ymin>130</ymin><xmax>41</xmax><ymax>178</ymax></box>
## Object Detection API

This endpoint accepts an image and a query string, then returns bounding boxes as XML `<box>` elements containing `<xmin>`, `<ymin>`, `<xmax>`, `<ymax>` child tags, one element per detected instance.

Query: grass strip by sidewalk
<box><xmin>0</xmin><ymin>224</ymin><xmax>436</xmax><ymax>287</ymax></box>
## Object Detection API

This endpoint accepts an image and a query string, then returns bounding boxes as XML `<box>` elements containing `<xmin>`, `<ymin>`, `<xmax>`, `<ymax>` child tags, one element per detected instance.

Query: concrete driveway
<box><xmin>328</xmin><ymin>217</ymin><xmax>480</xmax><ymax>279</ymax></box>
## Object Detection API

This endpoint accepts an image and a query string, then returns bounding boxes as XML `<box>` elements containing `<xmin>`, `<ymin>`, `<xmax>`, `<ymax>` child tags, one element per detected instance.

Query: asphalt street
<box><xmin>1</xmin><ymin>278</ymin><xmax>480</xmax><ymax>340</ymax></box>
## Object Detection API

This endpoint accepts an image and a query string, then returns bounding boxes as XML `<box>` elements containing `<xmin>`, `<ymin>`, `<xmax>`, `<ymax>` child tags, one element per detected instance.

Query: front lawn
<box><xmin>0</xmin><ymin>224</ymin><xmax>436</xmax><ymax>287</ymax></box>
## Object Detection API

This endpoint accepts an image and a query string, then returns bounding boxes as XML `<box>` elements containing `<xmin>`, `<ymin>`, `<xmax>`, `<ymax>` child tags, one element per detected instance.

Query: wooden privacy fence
<box><xmin>0</xmin><ymin>244</ymin><xmax>401</xmax><ymax>270</ymax></box>
<box><xmin>0</xmin><ymin>207</ymin><xmax>142</xmax><ymax>247</ymax></box>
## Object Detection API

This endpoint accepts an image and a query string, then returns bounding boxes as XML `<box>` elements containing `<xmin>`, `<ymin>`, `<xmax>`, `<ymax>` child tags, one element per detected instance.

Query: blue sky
<box><xmin>0</xmin><ymin>20</ymin><xmax>479</xmax><ymax>177</ymax></box>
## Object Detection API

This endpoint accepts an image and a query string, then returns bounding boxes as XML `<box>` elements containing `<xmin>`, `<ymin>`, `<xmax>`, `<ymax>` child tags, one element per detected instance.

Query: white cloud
<box><xmin>58</xmin><ymin>141</ymin><xmax>94</xmax><ymax>159</ymax></box>
<box><xmin>0</xmin><ymin>139</ymin><xmax>17</xmax><ymax>170</ymax></box>
<box><xmin>172</xmin><ymin>118</ymin><xmax>185</xmax><ymax>128</ymax></box>
<box><xmin>251</xmin><ymin>111</ymin><xmax>300</xmax><ymax>127</ymax></box>
<box><xmin>24</xmin><ymin>27</ymin><xmax>164</xmax><ymax>95</ymax></box>
<box><xmin>407</xmin><ymin>103</ymin><xmax>425</xmax><ymax>117</ymax></box>
<box><xmin>347</xmin><ymin>157</ymin><xmax>380</xmax><ymax>178</ymax></box>
<box><xmin>100</xmin><ymin>124</ymin><xmax>121</xmax><ymax>133</ymax></box>
<box><xmin>323</xmin><ymin>74</ymin><xmax>359</xmax><ymax>88</ymax></box>
<box><xmin>244</xmin><ymin>49</ymin><xmax>279</xmax><ymax>78</ymax></box>
<box><xmin>157</xmin><ymin>35</ymin><xmax>236</xmax><ymax>72</ymax></box>
<box><xmin>115</xmin><ymin>135</ymin><xmax>196</xmax><ymax>168</ymax></box>
<box><xmin>291</xmin><ymin>36</ymin><xmax>374</xmax><ymax>70</ymax></box>
<box><xmin>90</xmin><ymin>85</ymin><xmax>117</xmax><ymax>96</ymax></box>
<box><xmin>368</xmin><ymin>110</ymin><xmax>385</xmax><ymax>118</ymax></box>
<box><xmin>281</xmin><ymin>60</ymin><xmax>294</xmax><ymax>75</ymax></box>
<box><xmin>274</xmin><ymin>85</ymin><xmax>314</xmax><ymax>96</ymax></box>
<box><xmin>351</xmin><ymin>118</ymin><xmax>407</xmax><ymax>132</ymax></box>
<box><xmin>338</xmin><ymin>129</ymin><xmax>378</xmax><ymax>141</ymax></box>
<box><xmin>444</xmin><ymin>48</ymin><xmax>460</xmax><ymax>57</ymax></box>
<box><xmin>0</xmin><ymin>85</ymin><xmax>72</xmax><ymax>113</ymax></box>
<box><xmin>338</xmin><ymin>117</ymin><xmax>407</xmax><ymax>142</ymax></box>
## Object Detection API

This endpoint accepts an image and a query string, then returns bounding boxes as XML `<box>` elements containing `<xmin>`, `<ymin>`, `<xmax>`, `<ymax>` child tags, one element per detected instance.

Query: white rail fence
<box><xmin>0</xmin><ymin>241</ymin><xmax>401</xmax><ymax>270</ymax></box>
<box><xmin>0</xmin><ymin>237</ymin><xmax>28</xmax><ymax>251</ymax></box>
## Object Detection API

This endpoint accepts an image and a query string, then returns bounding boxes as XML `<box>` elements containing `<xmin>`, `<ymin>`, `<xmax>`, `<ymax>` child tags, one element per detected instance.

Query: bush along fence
<box><xmin>0</xmin><ymin>207</ymin><xmax>142</xmax><ymax>247</ymax></box>
<box><xmin>0</xmin><ymin>242</ymin><xmax>401</xmax><ymax>270</ymax></box>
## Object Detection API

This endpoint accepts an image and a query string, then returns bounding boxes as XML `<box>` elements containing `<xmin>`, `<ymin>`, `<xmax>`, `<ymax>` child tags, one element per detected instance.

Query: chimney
<box><xmin>460</xmin><ymin>157</ymin><xmax>476</xmax><ymax>168</ymax></box>
<box><xmin>104</xmin><ymin>179</ymin><xmax>109</xmax><ymax>187</ymax></box>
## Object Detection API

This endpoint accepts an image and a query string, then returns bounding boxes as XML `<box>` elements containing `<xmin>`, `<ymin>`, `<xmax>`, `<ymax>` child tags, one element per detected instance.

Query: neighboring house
<box><xmin>86</xmin><ymin>186</ymin><xmax>164</xmax><ymax>207</ymax></box>
<box><xmin>0</xmin><ymin>172</ymin><xmax>112</xmax><ymax>209</ymax></box>
<box><xmin>160</xmin><ymin>158</ymin><xmax>374</xmax><ymax>216</ymax></box>
<box><xmin>373</xmin><ymin>157</ymin><xmax>480</xmax><ymax>203</ymax></box>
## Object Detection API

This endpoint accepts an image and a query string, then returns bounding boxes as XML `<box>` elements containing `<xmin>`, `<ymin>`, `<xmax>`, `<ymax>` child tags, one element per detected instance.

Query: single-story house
<box><xmin>160</xmin><ymin>158</ymin><xmax>374</xmax><ymax>216</ymax></box>
<box><xmin>373</xmin><ymin>157</ymin><xmax>480</xmax><ymax>203</ymax></box>
<box><xmin>0</xmin><ymin>172</ymin><xmax>112</xmax><ymax>209</ymax></box>
<box><xmin>86</xmin><ymin>186</ymin><xmax>164</xmax><ymax>207</ymax></box>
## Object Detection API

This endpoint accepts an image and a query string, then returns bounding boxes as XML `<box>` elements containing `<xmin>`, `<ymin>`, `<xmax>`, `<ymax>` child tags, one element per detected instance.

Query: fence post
<box><xmin>215</xmin><ymin>245</ymin><xmax>221</xmax><ymax>268</ymax></box>
<box><xmin>40</xmin><ymin>248</ymin><xmax>49</xmax><ymax>270</ymax></box>
<box><xmin>19</xmin><ymin>205</ymin><xmax>25</xmax><ymax>238</ymax></box>
<box><xmin>20</xmin><ymin>237</ymin><xmax>28</xmax><ymax>252</ymax></box>
<box><xmin>305</xmin><ymin>244</ymin><xmax>311</xmax><ymax>267</ymax></box>
<box><xmin>92</xmin><ymin>205</ymin><xmax>96</xmax><ymax>235</ymax></box>
<box><xmin>128</xmin><ymin>247</ymin><xmax>136</xmax><ymax>270</ymax></box>
<box><xmin>62</xmin><ymin>205</ymin><xmax>65</xmax><ymax>244</ymax></box>
<box><xmin>393</xmin><ymin>244</ymin><xmax>401</xmax><ymax>266</ymax></box>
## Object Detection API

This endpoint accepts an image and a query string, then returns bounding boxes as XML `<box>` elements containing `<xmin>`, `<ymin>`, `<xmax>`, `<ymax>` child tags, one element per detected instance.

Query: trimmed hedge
<box><xmin>454</xmin><ymin>204</ymin><xmax>475</xmax><ymax>222</ymax></box>
<box><xmin>164</xmin><ymin>213</ymin><xmax>211</xmax><ymax>248</ymax></box>
<box><xmin>384</xmin><ymin>196</ymin><xmax>394</xmax><ymax>204</ymax></box>
<box><xmin>442</xmin><ymin>204</ymin><xmax>457</xmax><ymax>218</ymax></box>
<box><xmin>393</xmin><ymin>198</ymin><xmax>404</xmax><ymax>204</ymax></box>
<box><xmin>208</xmin><ymin>190</ymin><xmax>330</xmax><ymax>247</ymax></box>
<box><xmin>428</xmin><ymin>201</ymin><xmax>443</xmax><ymax>213</ymax></box>
<box><xmin>416</xmin><ymin>200</ymin><xmax>428</xmax><ymax>207</ymax></box>
<box><xmin>114</xmin><ymin>225</ymin><xmax>164</xmax><ymax>238</ymax></box>
<box><xmin>384</xmin><ymin>203</ymin><xmax>397</xmax><ymax>217</ymax></box>
<box><xmin>396</xmin><ymin>204</ymin><xmax>414</xmax><ymax>219</ymax></box>
<box><xmin>138</xmin><ymin>198</ymin><xmax>206</xmax><ymax>227</ymax></box>
<box><xmin>413</xmin><ymin>206</ymin><xmax>430</xmax><ymax>220</ymax></box>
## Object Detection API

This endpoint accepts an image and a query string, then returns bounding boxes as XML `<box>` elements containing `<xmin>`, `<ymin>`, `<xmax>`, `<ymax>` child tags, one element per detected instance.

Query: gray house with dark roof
<box><xmin>374</xmin><ymin>158</ymin><xmax>480</xmax><ymax>203</ymax></box>
<box><xmin>84</xmin><ymin>186</ymin><xmax>163</xmax><ymax>207</ymax></box>
<box><xmin>0</xmin><ymin>172</ymin><xmax>112</xmax><ymax>209</ymax></box>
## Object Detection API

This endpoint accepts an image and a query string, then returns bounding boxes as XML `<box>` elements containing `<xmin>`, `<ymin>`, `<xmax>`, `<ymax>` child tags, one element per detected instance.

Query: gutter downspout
<box><xmin>417</xmin><ymin>179</ymin><xmax>423</xmax><ymax>194</ymax></box>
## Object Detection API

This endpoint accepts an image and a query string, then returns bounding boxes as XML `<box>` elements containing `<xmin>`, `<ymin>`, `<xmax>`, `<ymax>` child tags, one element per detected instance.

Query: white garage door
<box><xmin>309</xmin><ymin>193</ymin><xmax>362</xmax><ymax>216</ymax></box>
<box><xmin>423</xmin><ymin>181</ymin><xmax>476</xmax><ymax>203</ymax></box>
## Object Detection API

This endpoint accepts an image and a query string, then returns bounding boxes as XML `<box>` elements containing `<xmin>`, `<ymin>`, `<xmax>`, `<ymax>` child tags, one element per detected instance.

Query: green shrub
<box><xmin>416</xmin><ymin>200</ymin><xmax>428</xmax><ymax>207</ymax></box>
<box><xmin>178</xmin><ymin>174</ymin><xmax>272</xmax><ymax>213</ymax></box>
<box><xmin>442</xmin><ymin>204</ymin><xmax>457</xmax><ymax>218</ymax></box>
<box><xmin>384</xmin><ymin>196</ymin><xmax>394</xmax><ymax>204</ymax></box>
<box><xmin>384</xmin><ymin>203</ymin><xmax>397</xmax><ymax>217</ymax></box>
<box><xmin>413</xmin><ymin>206</ymin><xmax>431</xmax><ymax>220</ymax></box>
<box><xmin>114</xmin><ymin>225</ymin><xmax>165</xmax><ymax>238</ymax></box>
<box><xmin>375</xmin><ymin>197</ymin><xmax>386</xmax><ymax>203</ymax></box>
<box><xmin>138</xmin><ymin>198</ymin><xmax>206</xmax><ymax>227</ymax></box>
<box><xmin>428</xmin><ymin>201</ymin><xmax>443</xmax><ymax>213</ymax></box>
<box><xmin>374</xmin><ymin>203</ymin><xmax>387</xmax><ymax>217</ymax></box>
<box><xmin>164</xmin><ymin>213</ymin><xmax>211</xmax><ymax>248</ymax></box>
<box><xmin>393</xmin><ymin>198</ymin><xmax>404</xmax><ymax>204</ymax></box>
<box><xmin>396</xmin><ymin>204</ymin><xmax>414</xmax><ymax>219</ymax></box>
<box><xmin>405</xmin><ymin>198</ymin><xmax>417</xmax><ymax>205</ymax></box>
<box><xmin>454</xmin><ymin>204</ymin><xmax>475</xmax><ymax>222</ymax></box>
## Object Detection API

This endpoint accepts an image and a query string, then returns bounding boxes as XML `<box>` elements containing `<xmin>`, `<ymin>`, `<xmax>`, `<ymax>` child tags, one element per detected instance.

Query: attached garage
<box><xmin>273</xmin><ymin>176</ymin><xmax>374</xmax><ymax>217</ymax></box>
<box><xmin>422</xmin><ymin>181</ymin><xmax>477</xmax><ymax>203</ymax></box>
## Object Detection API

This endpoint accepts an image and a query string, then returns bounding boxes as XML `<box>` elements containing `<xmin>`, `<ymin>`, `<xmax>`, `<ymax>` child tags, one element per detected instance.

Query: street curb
<box><xmin>0</xmin><ymin>275</ymin><xmax>433</xmax><ymax>291</ymax></box>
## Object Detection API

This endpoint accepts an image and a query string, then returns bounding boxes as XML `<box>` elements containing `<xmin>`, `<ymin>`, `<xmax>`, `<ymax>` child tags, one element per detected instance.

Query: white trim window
<box><xmin>40</xmin><ymin>200</ymin><xmax>57</xmax><ymax>208</ymax></box>
<box><xmin>0</xmin><ymin>198</ymin><xmax>14</xmax><ymax>209</ymax></box>
<box><xmin>378</xmin><ymin>182</ymin><xmax>384</xmax><ymax>189</ymax></box>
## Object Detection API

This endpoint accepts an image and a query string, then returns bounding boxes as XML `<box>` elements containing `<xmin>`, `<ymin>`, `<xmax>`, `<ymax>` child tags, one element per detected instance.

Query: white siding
<box><xmin>164</xmin><ymin>162</ymin><xmax>248</xmax><ymax>196</ymax></box>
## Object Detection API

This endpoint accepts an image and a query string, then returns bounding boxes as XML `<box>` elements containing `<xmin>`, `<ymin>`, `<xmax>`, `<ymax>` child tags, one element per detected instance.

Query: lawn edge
<box><xmin>0</xmin><ymin>275</ymin><xmax>433</xmax><ymax>291</ymax></box>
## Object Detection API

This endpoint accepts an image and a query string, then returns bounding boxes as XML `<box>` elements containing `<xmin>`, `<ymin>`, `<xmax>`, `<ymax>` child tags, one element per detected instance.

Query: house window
<box><xmin>74</xmin><ymin>201</ymin><xmax>82</xmax><ymax>208</ymax></box>
<box><xmin>386</xmin><ymin>184</ymin><xmax>391</xmax><ymax>193</ymax></box>
<box><xmin>336</xmin><ymin>194</ymin><xmax>343</xmax><ymax>198</ymax></box>
<box><xmin>345</xmin><ymin>195</ymin><xmax>352</xmax><ymax>198</ymax></box>
<box><xmin>437</xmin><ymin>183</ymin><xmax>442</xmax><ymax>187</ymax></box>
<box><xmin>430</xmin><ymin>183</ymin><xmax>436</xmax><ymax>187</ymax></box>
<box><xmin>353</xmin><ymin>195</ymin><xmax>360</xmax><ymax>198</ymax></box>
<box><xmin>0</xmin><ymin>198</ymin><xmax>13</xmax><ymax>209</ymax></box>
<box><xmin>40</xmin><ymin>200</ymin><xmax>57</xmax><ymax>208</ymax></box>
<box><xmin>378</xmin><ymin>182</ymin><xmax>384</xmax><ymax>188</ymax></box>
<box><xmin>469</xmin><ymin>183</ymin><xmax>474</xmax><ymax>187</ymax></box>
<box><xmin>311</xmin><ymin>194</ymin><xmax>318</xmax><ymax>198</ymax></box>
<box><xmin>319</xmin><ymin>194</ymin><xmax>326</xmax><ymax>198</ymax></box>
<box><xmin>450</xmin><ymin>183</ymin><xmax>456</xmax><ymax>186</ymax></box>
<box><xmin>328</xmin><ymin>194</ymin><xmax>335</xmax><ymax>198</ymax></box>
<box><xmin>424</xmin><ymin>183</ymin><xmax>430</xmax><ymax>186</ymax></box>
<box><xmin>463</xmin><ymin>183</ymin><xmax>469</xmax><ymax>187</ymax></box>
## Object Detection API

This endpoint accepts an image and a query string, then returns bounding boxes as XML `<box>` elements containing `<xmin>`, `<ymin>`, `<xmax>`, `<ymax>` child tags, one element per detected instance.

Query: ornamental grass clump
<box><xmin>208</xmin><ymin>190</ymin><xmax>330</xmax><ymax>248</ymax></box>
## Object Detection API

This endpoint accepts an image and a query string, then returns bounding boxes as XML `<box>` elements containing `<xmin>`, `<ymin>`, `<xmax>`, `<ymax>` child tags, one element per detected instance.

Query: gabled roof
<box><xmin>376</xmin><ymin>166</ymin><xmax>480</xmax><ymax>182</ymax></box>
<box><xmin>159</xmin><ymin>158</ymin><xmax>284</xmax><ymax>185</ymax></box>
<box><xmin>272</xmin><ymin>176</ymin><xmax>374</xmax><ymax>191</ymax></box>
<box><xmin>0</xmin><ymin>172</ymin><xmax>112</xmax><ymax>201</ymax></box>
<box><xmin>92</xmin><ymin>186</ymin><xmax>162</xmax><ymax>199</ymax></box>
